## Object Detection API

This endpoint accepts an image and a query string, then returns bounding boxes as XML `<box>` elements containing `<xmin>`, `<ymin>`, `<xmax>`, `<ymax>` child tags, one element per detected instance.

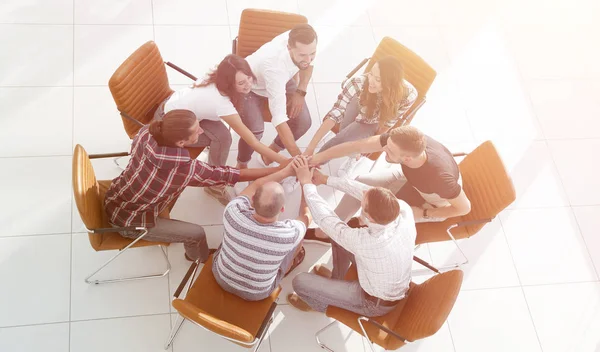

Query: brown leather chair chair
<box><xmin>165</xmin><ymin>255</ymin><xmax>279</xmax><ymax>352</ymax></box>
<box><xmin>108</xmin><ymin>41</ymin><xmax>204</xmax><ymax>159</ymax></box>
<box><xmin>416</xmin><ymin>141</ymin><xmax>516</xmax><ymax>268</ymax></box>
<box><xmin>316</xmin><ymin>265</ymin><xmax>463</xmax><ymax>351</ymax></box>
<box><xmin>232</xmin><ymin>9</ymin><xmax>308</xmax><ymax>122</ymax></box>
<box><xmin>336</xmin><ymin>36</ymin><xmax>437</xmax><ymax>163</ymax></box>
<box><xmin>72</xmin><ymin>144</ymin><xmax>171</xmax><ymax>285</ymax></box>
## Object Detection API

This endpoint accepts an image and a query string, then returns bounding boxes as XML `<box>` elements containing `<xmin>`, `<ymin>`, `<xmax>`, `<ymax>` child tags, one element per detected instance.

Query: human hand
<box><xmin>292</xmin><ymin>155</ymin><xmax>313</xmax><ymax>185</ymax></box>
<box><xmin>279</xmin><ymin>157</ymin><xmax>295</xmax><ymax>176</ymax></box>
<box><xmin>312</xmin><ymin>169</ymin><xmax>328</xmax><ymax>186</ymax></box>
<box><xmin>287</xmin><ymin>92</ymin><xmax>305</xmax><ymax>119</ymax></box>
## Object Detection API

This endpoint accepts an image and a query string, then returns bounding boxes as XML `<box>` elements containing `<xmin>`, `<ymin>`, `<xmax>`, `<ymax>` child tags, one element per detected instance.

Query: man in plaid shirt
<box><xmin>105</xmin><ymin>109</ymin><xmax>281</xmax><ymax>262</ymax></box>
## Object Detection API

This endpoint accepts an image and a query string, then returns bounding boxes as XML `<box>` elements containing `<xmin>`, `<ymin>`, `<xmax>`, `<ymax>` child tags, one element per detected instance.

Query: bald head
<box><xmin>252</xmin><ymin>181</ymin><xmax>285</xmax><ymax>218</ymax></box>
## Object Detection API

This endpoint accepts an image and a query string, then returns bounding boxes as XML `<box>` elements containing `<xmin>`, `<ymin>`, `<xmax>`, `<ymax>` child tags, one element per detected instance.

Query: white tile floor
<box><xmin>0</xmin><ymin>0</ymin><xmax>599</xmax><ymax>351</ymax></box>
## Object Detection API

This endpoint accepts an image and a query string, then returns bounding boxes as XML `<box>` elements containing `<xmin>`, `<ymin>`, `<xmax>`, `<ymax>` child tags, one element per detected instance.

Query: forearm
<box><xmin>312</xmin><ymin>137</ymin><xmax>372</xmax><ymax>165</ymax></box>
<box><xmin>239</xmin><ymin>167</ymin><xmax>281</xmax><ymax>182</ymax></box>
<box><xmin>275</xmin><ymin>123</ymin><xmax>302</xmax><ymax>156</ymax></box>
<box><xmin>326</xmin><ymin>176</ymin><xmax>372</xmax><ymax>201</ymax></box>
<box><xmin>251</xmin><ymin>139</ymin><xmax>288</xmax><ymax>164</ymax></box>
<box><xmin>297</xmin><ymin>191</ymin><xmax>312</xmax><ymax>227</ymax></box>
<box><xmin>307</xmin><ymin>119</ymin><xmax>336</xmax><ymax>152</ymax></box>
<box><xmin>412</xmin><ymin>205</ymin><xmax>463</xmax><ymax>222</ymax></box>
<box><xmin>297</xmin><ymin>66</ymin><xmax>313</xmax><ymax>91</ymax></box>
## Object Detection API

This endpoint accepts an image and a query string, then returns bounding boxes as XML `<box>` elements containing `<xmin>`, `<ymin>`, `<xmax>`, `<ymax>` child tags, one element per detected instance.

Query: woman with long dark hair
<box><xmin>105</xmin><ymin>109</ymin><xmax>282</xmax><ymax>262</ymax></box>
<box><xmin>154</xmin><ymin>54</ymin><xmax>287</xmax><ymax>204</ymax></box>
<box><xmin>304</xmin><ymin>56</ymin><xmax>417</xmax><ymax>175</ymax></box>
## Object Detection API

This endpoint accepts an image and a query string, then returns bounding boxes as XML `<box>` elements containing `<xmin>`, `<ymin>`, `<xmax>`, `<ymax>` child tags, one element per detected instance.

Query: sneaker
<box><xmin>204</xmin><ymin>185</ymin><xmax>234</xmax><ymax>206</ymax></box>
<box><xmin>303</xmin><ymin>228</ymin><xmax>331</xmax><ymax>245</ymax></box>
<box><xmin>311</xmin><ymin>264</ymin><xmax>332</xmax><ymax>279</ymax></box>
<box><xmin>281</xmin><ymin>176</ymin><xmax>299</xmax><ymax>193</ymax></box>
<box><xmin>337</xmin><ymin>156</ymin><xmax>361</xmax><ymax>179</ymax></box>
<box><xmin>287</xmin><ymin>293</ymin><xmax>314</xmax><ymax>312</ymax></box>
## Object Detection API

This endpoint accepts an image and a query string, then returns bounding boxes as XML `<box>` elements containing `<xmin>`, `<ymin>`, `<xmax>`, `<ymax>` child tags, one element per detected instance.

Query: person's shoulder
<box><xmin>225</xmin><ymin>195</ymin><xmax>252</xmax><ymax>212</ymax></box>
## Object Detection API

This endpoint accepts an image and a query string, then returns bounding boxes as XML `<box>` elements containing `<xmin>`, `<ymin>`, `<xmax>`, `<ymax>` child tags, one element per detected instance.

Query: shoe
<box><xmin>284</xmin><ymin>246</ymin><xmax>305</xmax><ymax>277</ymax></box>
<box><xmin>312</xmin><ymin>264</ymin><xmax>332</xmax><ymax>279</ymax></box>
<box><xmin>303</xmin><ymin>228</ymin><xmax>331</xmax><ymax>245</ymax></box>
<box><xmin>287</xmin><ymin>293</ymin><xmax>314</xmax><ymax>312</ymax></box>
<box><xmin>204</xmin><ymin>185</ymin><xmax>235</xmax><ymax>206</ymax></box>
<box><xmin>281</xmin><ymin>176</ymin><xmax>299</xmax><ymax>193</ymax></box>
<box><xmin>185</xmin><ymin>248</ymin><xmax>217</xmax><ymax>262</ymax></box>
<box><xmin>337</xmin><ymin>156</ymin><xmax>361</xmax><ymax>179</ymax></box>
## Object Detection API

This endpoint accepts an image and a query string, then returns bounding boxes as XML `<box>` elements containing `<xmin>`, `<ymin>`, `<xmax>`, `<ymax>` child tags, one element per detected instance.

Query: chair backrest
<box><xmin>458</xmin><ymin>141</ymin><xmax>516</xmax><ymax>236</ymax></box>
<box><xmin>236</xmin><ymin>9</ymin><xmax>308</xmax><ymax>58</ymax></box>
<box><xmin>108</xmin><ymin>41</ymin><xmax>173</xmax><ymax>139</ymax></box>
<box><xmin>388</xmin><ymin>270</ymin><xmax>463</xmax><ymax>349</ymax></box>
<box><xmin>72</xmin><ymin>144</ymin><xmax>111</xmax><ymax>250</ymax></box>
<box><xmin>367</xmin><ymin>36</ymin><xmax>437</xmax><ymax>126</ymax></box>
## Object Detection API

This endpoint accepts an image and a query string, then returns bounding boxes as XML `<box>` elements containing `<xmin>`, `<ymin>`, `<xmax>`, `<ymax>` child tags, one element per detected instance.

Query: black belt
<box><xmin>364</xmin><ymin>291</ymin><xmax>399</xmax><ymax>307</ymax></box>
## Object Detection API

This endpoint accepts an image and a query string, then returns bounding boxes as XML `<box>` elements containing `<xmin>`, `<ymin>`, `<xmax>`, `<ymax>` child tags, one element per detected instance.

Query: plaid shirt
<box><xmin>104</xmin><ymin>126</ymin><xmax>240</xmax><ymax>228</ymax></box>
<box><xmin>325</xmin><ymin>76</ymin><xmax>418</xmax><ymax>128</ymax></box>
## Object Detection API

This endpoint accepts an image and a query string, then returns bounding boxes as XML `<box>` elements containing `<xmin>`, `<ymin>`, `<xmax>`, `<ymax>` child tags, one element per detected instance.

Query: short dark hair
<box><xmin>288</xmin><ymin>24</ymin><xmax>317</xmax><ymax>48</ymax></box>
<box><xmin>364</xmin><ymin>187</ymin><xmax>400</xmax><ymax>225</ymax></box>
<box><xmin>388</xmin><ymin>126</ymin><xmax>427</xmax><ymax>157</ymax></box>
<box><xmin>252</xmin><ymin>184</ymin><xmax>285</xmax><ymax>218</ymax></box>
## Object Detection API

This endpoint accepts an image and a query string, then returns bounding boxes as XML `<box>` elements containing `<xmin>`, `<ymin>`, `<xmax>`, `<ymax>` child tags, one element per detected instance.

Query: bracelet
<box><xmin>295</xmin><ymin>88</ymin><xmax>307</xmax><ymax>97</ymax></box>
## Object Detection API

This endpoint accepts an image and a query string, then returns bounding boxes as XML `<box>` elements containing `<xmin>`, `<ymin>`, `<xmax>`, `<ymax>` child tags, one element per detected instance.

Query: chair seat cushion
<box><xmin>174</xmin><ymin>255</ymin><xmax>280</xmax><ymax>343</ymax></box>
<box><xmin>415</xmin><ymin>217</ymin><xmax>469</xmax><ymax>244</ymax></box>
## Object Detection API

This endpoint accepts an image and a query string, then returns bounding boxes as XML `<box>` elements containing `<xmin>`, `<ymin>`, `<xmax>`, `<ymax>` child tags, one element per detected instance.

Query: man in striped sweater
<box><xmin>212</xmin><ymin>158</ymin><xmax>312</xmax><ymax>301</ymax></box>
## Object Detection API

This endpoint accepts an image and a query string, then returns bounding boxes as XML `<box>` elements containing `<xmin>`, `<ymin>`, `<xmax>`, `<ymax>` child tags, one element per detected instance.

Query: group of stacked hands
<box><xmin>103</xmin><ymin>23</ymin><xmax>472</xmax><ymax>317</ymax></box>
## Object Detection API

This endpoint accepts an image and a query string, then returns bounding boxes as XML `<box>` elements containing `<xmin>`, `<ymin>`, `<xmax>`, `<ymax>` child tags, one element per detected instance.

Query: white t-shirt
<box><xmin>164</xmin><ymin>81</ymin><xmax>238</xmax><ymax>121</ymax></box>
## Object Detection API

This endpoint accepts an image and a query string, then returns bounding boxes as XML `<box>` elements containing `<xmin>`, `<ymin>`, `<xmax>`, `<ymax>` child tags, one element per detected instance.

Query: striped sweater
<box><xmin>213</xmin><ymin>196</ymin><xmax>305</xmax><ymax>300</ymax></box>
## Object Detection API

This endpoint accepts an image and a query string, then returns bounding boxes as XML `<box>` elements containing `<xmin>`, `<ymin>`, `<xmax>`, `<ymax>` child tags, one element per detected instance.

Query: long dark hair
<box><xmin>195</xmin><ymin>54</ymin><xmax>256</xmax><ymax>110</ymax></box>
<box><xmin>359</xmin><ymin>56</ymin><xmax>407</xmax><ymax>127</ymax></box>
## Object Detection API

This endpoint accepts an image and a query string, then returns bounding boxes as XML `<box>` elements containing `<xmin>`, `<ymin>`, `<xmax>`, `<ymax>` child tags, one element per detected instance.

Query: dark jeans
<box><xmin>237</xmin><ymin>79</ymin><xmax>312</xmax><ymax>163</ymax></box>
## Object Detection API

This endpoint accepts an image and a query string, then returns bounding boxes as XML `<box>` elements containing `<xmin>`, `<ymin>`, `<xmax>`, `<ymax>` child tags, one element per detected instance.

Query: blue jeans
<box><xmin>237</xmin><ymin>79</ymin><xmax>312</xmax><ymax>163</ymax></box>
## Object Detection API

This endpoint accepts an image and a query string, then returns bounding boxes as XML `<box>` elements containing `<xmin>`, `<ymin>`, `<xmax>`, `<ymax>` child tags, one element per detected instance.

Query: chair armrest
<box><xmin>119</xmin><ymin>110</ymin><xmax>145</xmax><ymax>127</ymax></box>
<box><xmin>413</xmin><ymin>255</ymin><xmax>440</xmax><ymax>274</ymax></box>
<box><xmin>232</xmin><ymin>37</ymin><xmax>238</xmax><ymax>55</ymax></box>
<box><xmin>255</xmin><ymin>302</ymin><xmax>277</xmax><ymax>339</ymax></box>
<box><xmin>89</xmin><ymin>152</ymin><xmax>130</xmax><ymax>159</ymax></box>
<box><xmin>451</xmin><ymin>218</ymin><xmax>493</xmax><ymax>229</ymax></box>
<box><xmin>359</xmin><ymin>316</ymin><xmax>408</xmax><ymax>343</ymax></box>
<box><xmin>341</xmin><ymin>57</ymin><xmax>370</xmax><ymax>88</ymax></box>
<box><xmin>402</xmin><ymin>96</ymin><xmax>426</xmax><ymax>126</ymax></box>
<box><xmin>174</xmin><ymin>261</ymin><xmax>199</xmax><ymax>298</ymax></box>
<box><xmin>92</xmin><ymin>226</ymin><xmax>144</xmax><ymax>233</ymax></box>
<box><xmin>452</xmin><ymin>152</ymin><xmax>468</xmax><ymax>157</ymax></box>
<box><xmin>165</xmin><ymin>62</ymin><xmax>198</xmax><ymax>81</ymax></box>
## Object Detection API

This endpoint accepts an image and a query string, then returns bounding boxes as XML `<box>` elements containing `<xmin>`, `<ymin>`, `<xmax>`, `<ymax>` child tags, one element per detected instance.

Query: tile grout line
<box><xmin>70</xmin><ymin>0</ymin><xmax>75</xmax><ymax>350</ymax></box>
<box><xmin>497</xmin><ymin>216</ymin><xmax>545</xmax><ymax>351</ymax></box>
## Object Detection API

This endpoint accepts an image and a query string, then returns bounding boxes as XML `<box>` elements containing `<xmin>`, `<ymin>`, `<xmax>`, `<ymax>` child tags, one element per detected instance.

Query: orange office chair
<box><xmin>72</xmin><ymin>144</ymin><xmax>171</xmax><ymax>285</ymax></box>
<box><xmin>232</xmin><ymin>9</ymin><xmax>308</xmax><ymax>123</ymax></box>
<box><xmin>165</xmin><ymin>255</ymin><xmax>279</xmax><ymax>351</ymax></box>
<box><xmin>108</xmin><ymin>41</ymin><xmax>204</xmax><ymax>159</ymax></box>
<box><xmin>416</xmin><ymin>141</ymin><xmax>516</xmax><ymax>269</ymax></box>
<box><xmin>316</xmin><ymin>265</ymin><xmax>463</xmax><ymax>351</ymax></box>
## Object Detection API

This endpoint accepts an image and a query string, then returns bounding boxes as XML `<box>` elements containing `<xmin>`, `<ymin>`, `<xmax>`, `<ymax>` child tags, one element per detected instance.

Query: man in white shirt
<box><xmin>237</xmin><ymin>24</ymin><xmax>317</xmax><ymax>168</ymax></box>
<box><xmin>287</xmin><ymin>157</ymin><xmax>417</xmax><ymax>317</ymax></box>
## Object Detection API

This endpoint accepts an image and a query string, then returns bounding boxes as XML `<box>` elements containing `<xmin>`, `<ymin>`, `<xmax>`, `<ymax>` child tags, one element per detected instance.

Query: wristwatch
<box><xmin>423</xmin><ymin>208</ymin><xmax>430</xmax><ymax>219</ymax></box>
<box><xmin>295</xmin><ymin>88</ymin><xmax>307</xmax><ymax>97</ymax></box>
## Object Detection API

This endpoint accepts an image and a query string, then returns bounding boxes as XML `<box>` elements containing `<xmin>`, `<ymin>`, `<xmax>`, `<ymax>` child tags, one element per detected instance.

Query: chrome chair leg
<box><xmin>315</xmin><ymin>321</ymin><xmax>338</xmax><ymax>351</ymax></box>
<box><xmin>164</xmin><ymin>314</ymin><xmax>185</xmax><ymax>350</ymax></box>
<box><xmin>85</xmin><ymin>243</ymin><xmax>171</xmax><ymax>285</ymax></box>
<box><xmin>252</xmin><ymin>316</ymin><xmax>273</xmax><ymax>352</ymax></box>
<box><xmin>358</xmin><ymin>317</ymin><xmax>379</xmax><ymax>352</ymax></box>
